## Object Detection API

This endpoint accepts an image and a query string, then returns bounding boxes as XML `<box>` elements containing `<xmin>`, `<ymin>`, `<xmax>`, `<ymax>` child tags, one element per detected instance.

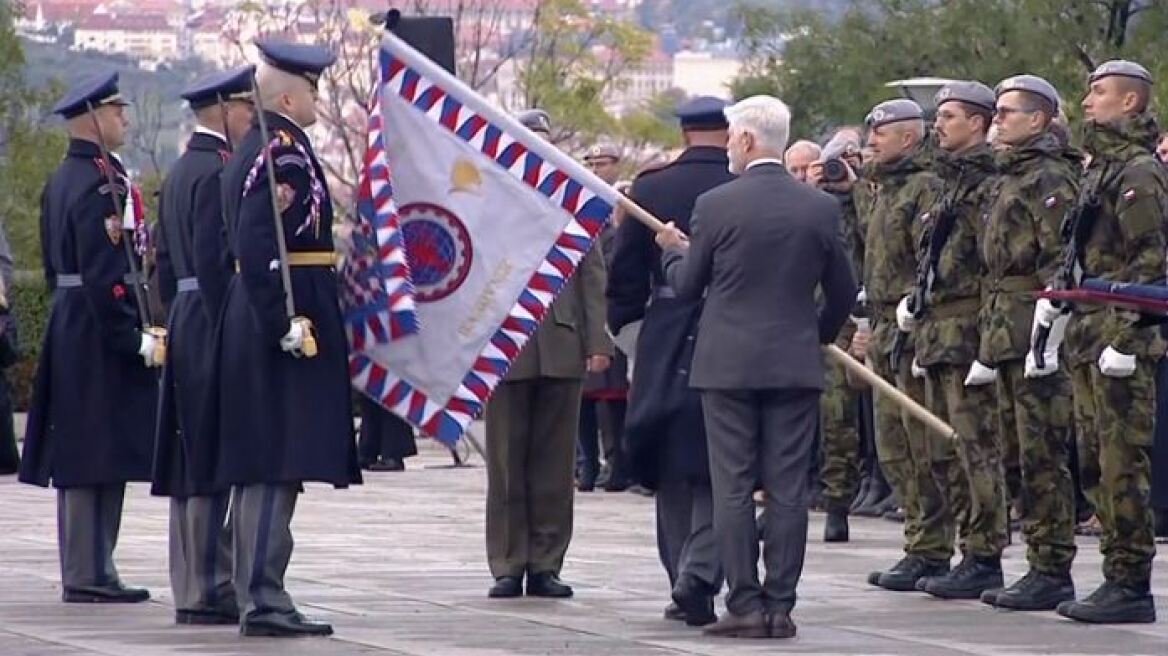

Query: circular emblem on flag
<box><xmin>400</xmin><ymin>202</ymin><xmax>473</xmax><ymax>302</ymax></box>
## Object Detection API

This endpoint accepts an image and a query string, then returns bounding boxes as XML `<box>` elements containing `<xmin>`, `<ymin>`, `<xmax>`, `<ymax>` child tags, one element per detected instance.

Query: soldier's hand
<box><xmin>964</xmin><ymin>361</ymin><xmax>998</xmax><ymax>386</ymax></box>
<box><xmin>586</xmin><ymin>354</ymin><xmax>611</xmax><ymax>373</ymax></box>
<box><xmin>654</xmin><ymin>222</ymin><xmax>688</xmax><ymax>250</ymax></box>
<box><xmin>138</xmin><ymin>331</ymin><xmax>163</xmax><ymax>368</ymax></box>
<box><xmin>280</xmin><ymin>317</ymin><xmax>309</xmax><ymax>356</ymax></box>
<box><xmin>1098</xmin><ymin>346</ymin><xmax>1136</xmax><ymax>378</ymax></box>
<box><xmin>848</xmin><ymin>329</ymin><xmax>870</xmax><ymax>360</ymax></box>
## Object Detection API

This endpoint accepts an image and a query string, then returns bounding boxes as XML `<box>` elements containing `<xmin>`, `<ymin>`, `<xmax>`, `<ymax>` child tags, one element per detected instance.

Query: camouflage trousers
<box><xmin>925</xmin><ymin>365</ymin><xmax>1001</xmax><ymax>558</ymax></box>
<box><xmin>870</xmin><ymin>354</ymin><xmax>957</xmax><ymax>560</ymax></box>
<box><xmin>1070</xmin><ymin>360</ymin><xmax>1156</xmax><ymax>587</ymax></box>
<box><xmin>996</xmin><ymin>360</ymin><xmax>1076</xmax><ymax>574</ymax></box>
<box><xmin>819</xmin><ymin>358</ymin><xmax>861</xmax><ymax>513</ymax></box>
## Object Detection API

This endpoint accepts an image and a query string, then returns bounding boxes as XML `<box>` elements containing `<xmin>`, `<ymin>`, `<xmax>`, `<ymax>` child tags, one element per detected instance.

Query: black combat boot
<box><xmin>1056</xmin><ymin>581</ymin><xmax>1156</xmax><ymax>624</ymax></box>
<box><xmin>921</xmin><ymin>555</ymin><xmax>1003</xmax><ymax>600</ymax></box>
<box><xmin>824</xmin><ymin>511</ymin><xmax>849</xmax><ymax>543</ymax></box>
<box><xmin>876</xmin><ymin>555</ymin><xmax>950</xmax><ymax>591</ymax></box>
<box><xmin>992</xmin><ymin>569</ymin><xmax>1075</xmax><ymax>610</ymax></box>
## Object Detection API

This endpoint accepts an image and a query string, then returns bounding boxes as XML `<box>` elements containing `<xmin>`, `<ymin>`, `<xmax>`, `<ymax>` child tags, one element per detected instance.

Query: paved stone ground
<box><xmin>1</xmin><ymin>437</ymin><xmax>1165</xmax><ymax>655</ymax></box>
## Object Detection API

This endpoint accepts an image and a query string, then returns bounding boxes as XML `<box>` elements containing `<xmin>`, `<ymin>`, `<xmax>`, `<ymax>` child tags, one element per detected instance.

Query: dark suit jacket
<box><xmin>662</xmin><ymin>161</ymin><xmax>856</xmax><ymax>391</ymax></box>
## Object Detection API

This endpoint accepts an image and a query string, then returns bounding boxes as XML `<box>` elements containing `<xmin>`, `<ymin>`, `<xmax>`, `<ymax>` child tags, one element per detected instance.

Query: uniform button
<box><xmin>686</xmin><ymin>335</ymin><xmax>695</xmax><ymax>341</ymax></box>
<box><xmin>678</xmin><ymin>368</ymin><xmax>688</xmax><ymax>375</ymax></box>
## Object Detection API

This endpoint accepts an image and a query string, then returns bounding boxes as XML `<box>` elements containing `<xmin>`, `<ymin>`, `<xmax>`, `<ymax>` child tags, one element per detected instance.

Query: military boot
<box><xmin>993</xmin><ymin>569</ymin><xmax>1075</xmax><ymax>611</ymax></box>
<box><xmin>1056</xmin><ymin>581</ymin><xmax>1156</xmax><ymax>624</ymax></box>
<box><xmin>824</xmin><ymin>511</ymin><xmax>849</xmax><ymax>543</ymax></box>
<box><xmin>921</xmin><ymin>555</ymin><xmax>1003</xmax><ymax>600</ymax></box>
<box><xmin>877</xmin><ymin>555</ymin><xmax>950</xmax><ymax>592</ymax></box>
<box><xmin>868</xmin><ymin>555</ymin><xmax>912</xmax><ymax>586</ymax></box>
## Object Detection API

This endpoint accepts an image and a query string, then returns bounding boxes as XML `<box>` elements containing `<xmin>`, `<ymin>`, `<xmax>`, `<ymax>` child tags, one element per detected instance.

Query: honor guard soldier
<box><xmin>902</xmin><ymin>81</ymin><xmax>1008</xmax><ymax>599</ymax></box>
<box><xmin>211</xmin><ymin>40</ymin><xmax>361</xmax><ymax>637</ymax></box>
<box><xmin>151</xmin><ymin>65</ymin><xmax>255</xmax><ymax>626</ymax></box>
<box><xmin>859</xmin><ymin>99</ymin><xmax>965</xmax><ymax>592</ymax></box>
<box><xmin>1057</xmin><ymin>60</ymin><xmax>1166</xmax><ymax>624</ymax></box>
<box><xmin>20</xmin><ymin>72</ymin><xmax>161</xmax><ymax>603</ymax></box>
<box><xmin>975</xmin><ymin>75</ymin><xmax>1081</xmax><ymax>612</ymax></box>
<box><xmin>606</xmin><ymin>96</ymin><xmax>735</xmax><ymax>625</ymax></box>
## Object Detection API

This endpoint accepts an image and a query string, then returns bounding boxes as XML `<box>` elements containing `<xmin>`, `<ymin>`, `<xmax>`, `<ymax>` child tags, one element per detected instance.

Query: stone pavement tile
<box><xmin>1</xmin><ymin>439</ymin><xmax>1166</xmax><ymax>655</ymax></box>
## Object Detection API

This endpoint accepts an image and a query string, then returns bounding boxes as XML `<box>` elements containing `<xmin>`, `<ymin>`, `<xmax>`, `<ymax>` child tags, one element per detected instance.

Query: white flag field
<box><xmin>339</xmin><ymin>33</ymin><xmax>619</xmax><ymax>445</ymax></box>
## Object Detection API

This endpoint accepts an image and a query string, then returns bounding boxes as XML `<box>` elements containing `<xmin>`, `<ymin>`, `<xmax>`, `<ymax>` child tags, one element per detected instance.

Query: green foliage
<box><xmin>9</xmin><ymin>274</ymin><xmax>48</xmax><ymax>410</ymax></box>
<box><xmin>734</xmin><ymin>0</ymin><xmax>1168</xmax><ymax>138</ymax></box>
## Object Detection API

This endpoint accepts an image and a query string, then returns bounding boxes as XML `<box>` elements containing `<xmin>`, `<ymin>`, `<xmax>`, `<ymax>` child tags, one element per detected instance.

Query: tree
<box><xmin>732</xmin><ymin>0</ymin><xmax>1168</xmax><ymax>138</ymax></box>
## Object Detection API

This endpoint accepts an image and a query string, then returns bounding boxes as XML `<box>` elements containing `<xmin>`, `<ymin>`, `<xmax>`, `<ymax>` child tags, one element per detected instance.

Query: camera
<box><xmin>818</xmin><ymin>131</ymin><xmax>861</xmax><ymax>184</ymax></box>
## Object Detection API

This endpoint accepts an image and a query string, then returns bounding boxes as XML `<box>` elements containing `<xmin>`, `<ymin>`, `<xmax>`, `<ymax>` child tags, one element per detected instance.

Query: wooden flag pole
<box><xmin>613</xmin><ymin>191</ymin><xmax>957</xmax><ymax>441</ymax></box>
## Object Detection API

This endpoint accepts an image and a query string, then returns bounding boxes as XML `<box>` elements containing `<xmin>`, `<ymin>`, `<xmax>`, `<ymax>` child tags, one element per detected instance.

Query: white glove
<box><xmin>138</xmin><ymin>332</ymin><xmax>161</xmax><ymax>368</ymax></box>
<box><xmin>1098</xmin><ymin>346</ymin><xmax>1137</xmax><ymax>378</ymax></box>
<box><xmin>911</xmin><ymin>357</ymin><xmax>927</xmax><ymax>379</ymax></box>
<box><xmin>1025</xmin><ymin>307</ymin><xmax>1069</xmax><ymax>378</ymax></box>
<box><xmin>280</xmin><ymin>319</ymin><xmax>306</xmax><ymax>354</ymax></box>
<box><xmin>1034</xmin><ymin>297</ymin><xmax>1062</xmax><ymax>327</ymax></box>
<box><xmin>856</xmin><ymin>287</ymin><xmax>867</xmax><ymax>306</ymax></box>
<box><xmin>964</xmin><ymin>360</ymin><xmax>998</xmax><ymax>386</ymax></box>
<box><xmin>896</xmin><ymin>296</ymin><xmax>916</xmax><ymax>332</ymax></box>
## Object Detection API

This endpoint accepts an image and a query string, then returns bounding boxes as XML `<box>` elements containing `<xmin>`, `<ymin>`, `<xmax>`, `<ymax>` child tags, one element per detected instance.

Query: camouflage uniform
<box><xmin>819</xmin><ymin>192</ymin><xmax>864</xmax><ymax>513</ymax></box>
<box><xmin>860</xmin><ymin>148</ymin><xmax>955</xmax><ymax>560</ymax></box>
<box><xmin>980</xmin><ymin>131</ymin><xmax>1079</xmax><ymax>575</ymax></box>
<box><xmin>1064</xmin><ymin>114</ymin><xmax>1168</xmax><ymax>589</ymax></box>
<box><xmin>916</xmin><ymin>144</ymin><xmax>1003</xmax><ymax>559</ymax></box>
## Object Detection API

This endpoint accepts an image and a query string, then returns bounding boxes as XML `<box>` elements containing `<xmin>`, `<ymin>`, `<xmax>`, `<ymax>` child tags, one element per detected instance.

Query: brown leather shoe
<box><xmin>767</xmin><ymin>611</ymin><xmax>797</xmax><ymax>638</ymax></box>
<box><xmin>701</xmin><ymin>610</ymin><xmax>768</xmax><ymax>638</ymax></box>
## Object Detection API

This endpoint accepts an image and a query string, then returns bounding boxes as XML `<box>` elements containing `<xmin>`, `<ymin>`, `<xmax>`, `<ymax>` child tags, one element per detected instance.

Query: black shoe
<box><xmin>240</xmin><ymin>612</ymin><xmax>333</xmax><ymax>637</ymax></box>
<box><xmin>824</xmin><ymin>511</ymin><xmax>849</xmax><ymax>543</ymax></box>
<box><xmin>602</xmin><ymin>477</ymin><xmax>630</xmax><ymax>492</ymax></box>
<box><xmin>868</xmin><ymin>555</ymin><xmax>911</xmax><ymax>586</ymax></box>
<box><xmin>526</xmin><ymin>571</ymin><xmax>573</xmax><ymax>598</ymax></box>
<box><xmin>366</xmin><ymin>456</ymin><xmax>405</xmax><ymax>472</ymax></box>
<box><xmin>853</xmin><ymin>491</ymin><xmax>892</xmax><ymax>517</ymax></box>
<box><xmin>994</xmin><ymin>569</ymin><xmax>1075</xmax><ymax>611</ymax></box>
<box><xmin>1056</xmin><ymin>581</ymin><xmax>1156</xmax><ymax>624</ymax></box>
<box><xmin>671</xmin><ymin>576</ymin><xmax>716</xmax><ymax>627</ymax></box>
<box><xmin>577</xmin><ymin>478</ymin><xmax>596</xmax><ymax>492</ymax></box>
<box><xmin>980</xmin><ymin>587</ymin><xmax>1004</xmax><ymax>606</ymax></box>
<box><xmin>663</xmin><ymin>602</ymin><xmax>687</xmax><ymax>622</ymax></box>
<box><xmin>488</xmin><ymin>575</ymin><xmax>523</xmax><ymax>598</ymax></box>
<box><xmin>922</xmin><ymin>556</ymin><xmax>1003</xmax><ymax>600</ymax></box>
<box><xmin>176</xmin><ymin>606</ymin><xmax>241</xmax><ymax>625</ymax></box>
<box><xmin>63</xmin><ymin>584</ymin><xmax>150</xmax><ymax>603</ymax></box>
<box><xmin>877</xmin><ymin>555</ymin><xmax>950</xmax><ymax>592</ymax></box>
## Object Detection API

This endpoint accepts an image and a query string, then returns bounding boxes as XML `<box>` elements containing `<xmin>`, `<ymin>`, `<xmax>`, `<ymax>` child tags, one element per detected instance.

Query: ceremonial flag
<box><xmin>343</xmin><ymin>33</ymin><xmax>619</xmax><ymax>445</ymax></box>
<box><xmin>1041</xmin><ymin>278</ymin><xmax>1168</xmax><ymax>316</ymax></box>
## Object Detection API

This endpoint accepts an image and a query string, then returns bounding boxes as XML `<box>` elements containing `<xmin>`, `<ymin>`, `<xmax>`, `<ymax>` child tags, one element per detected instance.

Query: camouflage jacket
<box><xmin>859</xmin><ymin>148</ymin><xmax>942</xmax><ymax>355</ymax></box>
<box><xmin>1065</xmin><ymin>114</ymin><xmax>1168</xmax><ymax>365</ymax></box>
<box><xmin>822</xmin><ymin>189</ymin><xmax>864</xmax><ymax>347</ymax></box>
<box><xmin>914</xmin><ymin>144</ymin><xmax>997</xmax><ymax>367</ymax></box>
<box><xmin>978</xmin><ymin>131</ymin><xmax>1080</xmax><ymax>366</ymax></box>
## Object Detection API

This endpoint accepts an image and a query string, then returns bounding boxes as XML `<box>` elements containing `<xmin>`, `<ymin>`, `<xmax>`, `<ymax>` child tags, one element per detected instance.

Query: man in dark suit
<box><xmin>607</xmin><ymin>96</ymin><xmax>736</xmax><ymax>625</ymax></box>
<box><xmin>656</xmin><ymin>95</ymin><xmax>856</xmax><ymax>639</ymax></box>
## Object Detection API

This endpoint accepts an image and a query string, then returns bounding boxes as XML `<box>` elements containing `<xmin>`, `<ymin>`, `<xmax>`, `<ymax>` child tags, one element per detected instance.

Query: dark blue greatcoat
<box><xmin>151</xmin><ymin>130</ymin><xmax>235</xmax><ymax>497</ymax></box>
<box><xmin>606</xmin><ymin>146</ymin><xmax>735</xmax><ymax>489</ymax></box>
<box><xmin>209</xmin><ymin>112</ymin><xmax>360</xmax><ymax>488</ymax></box>
<box><xmin>21</xmin><ymin>139</ymin><xmax>159</xmax><ymax>488</ymax></box>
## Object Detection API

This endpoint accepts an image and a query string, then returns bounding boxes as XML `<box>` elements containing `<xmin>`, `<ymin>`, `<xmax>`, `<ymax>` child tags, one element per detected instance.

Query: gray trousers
<box><xmin>656</xmin><ymin>479</ymin><xmax>722</xmax><ymax>593</ymax></box>
<box><xmin>701</xmin><ymin>388</ymin><xmax>818</xmax><ymax>616</ymax></box>
<box><xmin>169</xmin><ymin>494</ymin><xmax>235</xmax><ymax>612</ymax></box>
<box><xmin>232</xmin><ymin>484</ymin><xmax>298</xmax><ymax>621</ymax></box>
<box><xmin>485</xmin><ymin>378</ymin><xmax>581</xmax><ymax>578</ymax></box>
<box><xmin>57</xmin><ymin>484</ymin><xmax>126</xmax><ymax>590</ymax></box>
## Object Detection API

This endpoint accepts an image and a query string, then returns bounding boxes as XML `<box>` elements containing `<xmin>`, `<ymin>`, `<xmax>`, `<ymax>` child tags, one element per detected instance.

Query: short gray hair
<box><xmin>724</xmin><ymin>95</ymin><xmax>791</xmax><ymax>154</ymax></box>
<box><xmin>784</xmin><ymin>139</ymin><xmax>822</xmax><ymax>162</ymax></box>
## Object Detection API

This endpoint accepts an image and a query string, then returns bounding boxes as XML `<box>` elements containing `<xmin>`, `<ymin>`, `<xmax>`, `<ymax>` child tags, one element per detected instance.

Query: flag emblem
<box><xmin>400</xmin><ymin>202</ymin><xmax>473</xmax><ymax>303</ymax></box>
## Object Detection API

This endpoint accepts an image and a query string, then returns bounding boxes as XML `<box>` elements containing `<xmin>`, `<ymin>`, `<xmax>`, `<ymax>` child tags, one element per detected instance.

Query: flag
<box><xmin>1041</xmin><ymin>278</ymin><xmax>1168</xmax><ymax>316</ymax></box>
<box><xmin>343</xmin><ymin>33</ymin><xmax>618</xmax><ymax>445</ymax></box>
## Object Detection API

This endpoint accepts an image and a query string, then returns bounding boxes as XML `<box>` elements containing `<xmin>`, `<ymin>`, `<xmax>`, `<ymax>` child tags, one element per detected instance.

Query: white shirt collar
<box><xmin>193</xmin><ymin>125</ymin><xmax>227</xmax><ymax>143</ymax></box>
<box><xmin>746</xmin><ymin>157</ymin><xmax>785</xmax><ymax>171</ymax></box>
